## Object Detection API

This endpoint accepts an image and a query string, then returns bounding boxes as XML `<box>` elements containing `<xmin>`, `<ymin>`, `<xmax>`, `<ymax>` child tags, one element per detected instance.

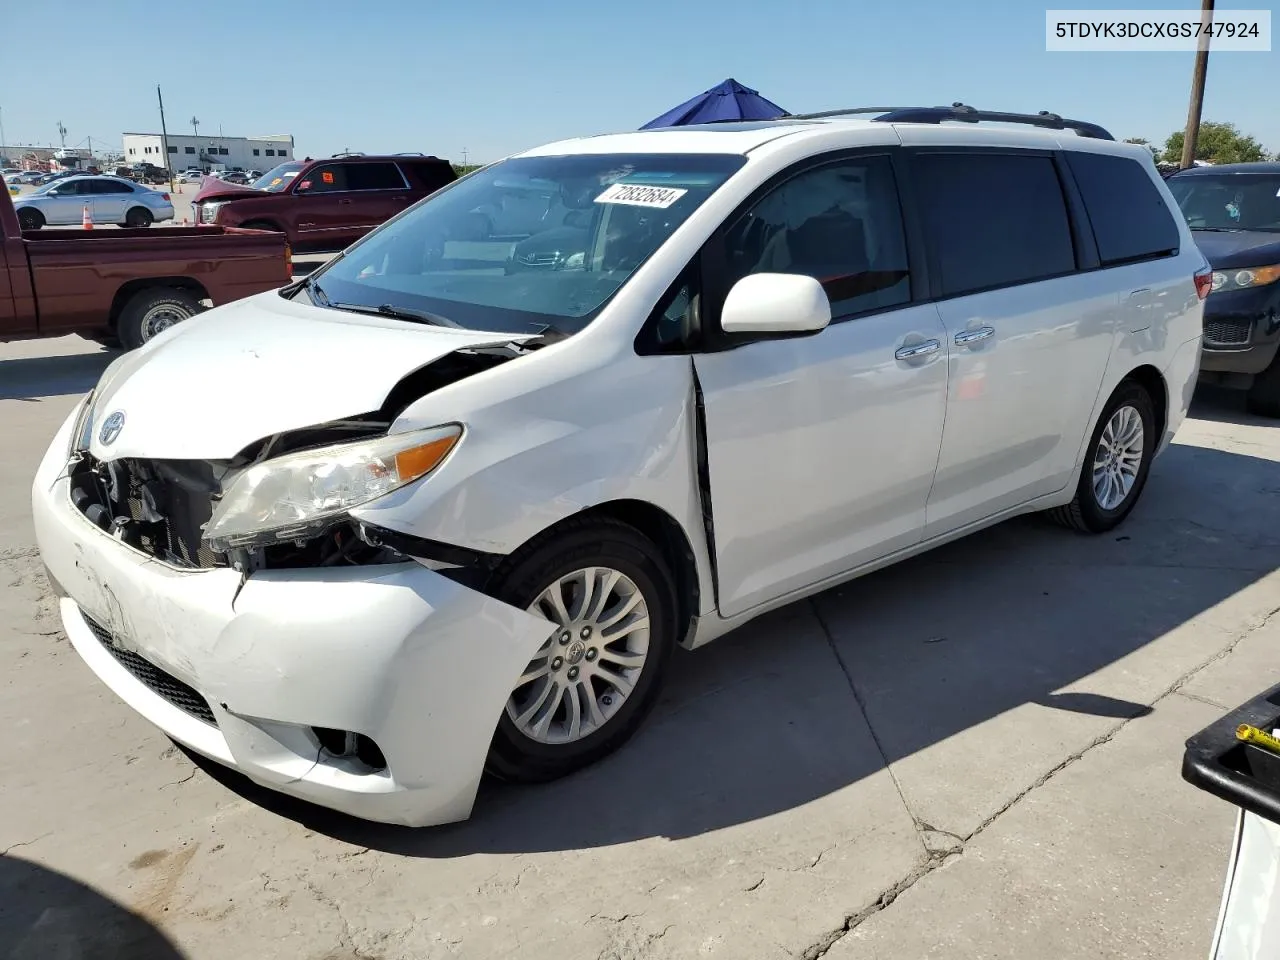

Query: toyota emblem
<box><xmin>99</xmin><ymin>411</ymin><xmax>126</xmax><ymax>446</ymax></box>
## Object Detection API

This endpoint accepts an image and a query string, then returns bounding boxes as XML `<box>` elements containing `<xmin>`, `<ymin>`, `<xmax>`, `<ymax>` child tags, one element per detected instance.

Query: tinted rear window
<box><xmin>1066</xmin><ymin>152</ymin><xmax>1180</xmax><ymax>265</ymax></box>
<box><xmin>346</xmin><ymin>162</ymin><xmax>405</xmax><ymax>191</ymax></box>
<box><xmin>914</xmin><ymin>153</ymin><xmax>1077</xmax><ymax>298</ymax></box>
<box><xmin>404</xmin><ymin>160</ymin><xmax>457</xmax><ymax>189</ymax></box>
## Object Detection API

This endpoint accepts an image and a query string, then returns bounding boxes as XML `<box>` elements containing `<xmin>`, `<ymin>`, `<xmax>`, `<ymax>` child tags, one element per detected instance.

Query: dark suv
<box><xmin>193</xmin><ymin>153</ymin><xmax>457</xmax><ymax>252</ymax></box>
<box><xmin>1168</xmin><ymin>163</ymin><xmax>1280</xmax><ymax>416</ymax></box>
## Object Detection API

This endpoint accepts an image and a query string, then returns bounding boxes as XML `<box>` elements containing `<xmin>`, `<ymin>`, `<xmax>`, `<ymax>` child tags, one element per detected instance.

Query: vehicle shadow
<box><xmin>0</xmin><ymin>854</ymin><xmax>186</xmax><ymax>959</ymax></box>
<box><xmin>1190</xmin><ymin>382</ymin><xmax>1278</xmax><ymax>426</ymax></box>
<box><xmin>185</xmin><ymin>434</ymin><xmax>1280</xmax><ymax>856</ymax></box>
<box><xmin>0</xmin><ymin>348</ymin><xmax>117</xmax><ymax>402</ymax></box>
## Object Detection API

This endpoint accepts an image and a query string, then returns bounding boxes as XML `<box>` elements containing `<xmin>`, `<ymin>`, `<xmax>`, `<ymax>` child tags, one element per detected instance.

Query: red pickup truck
<box><xmin>0</xmin><ymin>182</ymin><xmax>290</xmax><ymax>349</ymax></box>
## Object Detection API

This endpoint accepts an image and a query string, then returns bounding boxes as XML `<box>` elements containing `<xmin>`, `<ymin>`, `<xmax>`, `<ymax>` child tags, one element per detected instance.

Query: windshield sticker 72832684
<box><xmin>594</xmin><ymin>183</ymin><xmax>688</xmax><ymax>209</ymax></box>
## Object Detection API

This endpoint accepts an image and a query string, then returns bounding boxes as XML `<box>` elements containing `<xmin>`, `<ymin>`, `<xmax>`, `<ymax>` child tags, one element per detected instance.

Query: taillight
<box><xmin>1194</xmin><ymin>266</ymin><xmax>1213</xmax><ymax>301</ymax></box>
<box><xmin>161</xmin><ymin>192</ymin><xmax>170</xmax><ymax>201</ymax></box>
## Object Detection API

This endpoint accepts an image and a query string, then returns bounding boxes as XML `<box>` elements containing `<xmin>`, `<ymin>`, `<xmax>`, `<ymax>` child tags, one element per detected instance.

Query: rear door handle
<box><xmin>391</xmin><ymin>195</ymin><xmax>408</xmax><ymax>201</ymax></box>
<box><xmin>895</xmin><ymin>339</ymin><xmax>941</xmax><ymax>360</ymax></box>
<box><xmin>338</xmin><ymin>198</ymin><xmax>353</xmax><ymax>205</ymax></box>
<box><xmin>954</xmin><ymin>325</ymin><xmax>995</xmax><ymax>346</ymax></box>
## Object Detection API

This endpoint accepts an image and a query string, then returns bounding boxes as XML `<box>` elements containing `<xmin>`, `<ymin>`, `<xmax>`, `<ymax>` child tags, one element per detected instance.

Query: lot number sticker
<box><xmin>595</xmin><ymin>183</ymin><xmax>688</xmax><ymax>208</ymax></box>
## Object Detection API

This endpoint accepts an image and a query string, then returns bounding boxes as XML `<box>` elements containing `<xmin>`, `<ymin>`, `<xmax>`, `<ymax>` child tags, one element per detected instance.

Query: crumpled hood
<box><xmin>192</xmin><ymin>179</ymin><xmax>262</xmax><ymax>203</ymax></box>
<box><xmin>86</xmin><ymin>291</ymin><xmax>523</xmax><ymax>461</ymax></box>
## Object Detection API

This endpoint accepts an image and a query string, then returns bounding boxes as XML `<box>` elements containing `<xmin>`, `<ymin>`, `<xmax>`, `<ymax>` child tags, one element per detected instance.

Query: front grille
<box><xmin>1204</xmin><ymin>317</ymin><xmax>1252</xmax><ymax>347</ymax></box>
<box><xmin>81</xmin><ymin>612</ymin><xmax>216</xmax><ymax>726</ymax></box>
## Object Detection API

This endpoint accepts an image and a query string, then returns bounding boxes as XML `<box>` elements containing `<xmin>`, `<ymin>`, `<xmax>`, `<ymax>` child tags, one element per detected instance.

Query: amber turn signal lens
<box><xmin>394</xmin><ymin>435</ymin><xmax>458</xmax><ymax>483</ymax></box>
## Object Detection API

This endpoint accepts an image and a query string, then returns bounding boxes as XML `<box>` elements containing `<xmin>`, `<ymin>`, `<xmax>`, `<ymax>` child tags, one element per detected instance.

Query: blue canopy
<box><xmin>640</xmin><ymin>79</ymin><xmax>787</xmax><ymax>129</ymax></box>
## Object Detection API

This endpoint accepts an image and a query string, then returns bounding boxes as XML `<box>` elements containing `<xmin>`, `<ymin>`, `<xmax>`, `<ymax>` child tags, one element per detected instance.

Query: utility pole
<box><xmin>191</xmin><ymin>116</ymin><xmax>200</xmax><ymax>138</ymax></box>
<box><xmin>1180</xmin><ymin>0</ymin><xmax>1215</xmax><ymax>169</ymax></box>
<box><xmin>57</xmin><ymin>121</ymin><xmax>67</xmax><ymax>149</ymax></box>
<box><xmin>461</xmin><ymin>147</ymin><xmax>469</xmax><ymax>167</ymax></box>
<box><xmin>157</xmin><ymin>85</ymin><xmax>174</xmax><ymax>190</ymax></box>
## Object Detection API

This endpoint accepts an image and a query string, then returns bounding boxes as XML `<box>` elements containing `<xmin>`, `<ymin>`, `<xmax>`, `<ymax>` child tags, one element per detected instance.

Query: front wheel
<box><xmin>1047</xmin><ymin>379</ymin><xmax>1157</xmax><ymax>533</ymax></box>
<box><xmin>17</xmin><ymin>208</ymin><xmax>43</xmax><ymax>230</ymax></box>
<box><xmin>485</xmin><ymin>518</ymin><xmax>678</xmax><ymax>782</ymax></box>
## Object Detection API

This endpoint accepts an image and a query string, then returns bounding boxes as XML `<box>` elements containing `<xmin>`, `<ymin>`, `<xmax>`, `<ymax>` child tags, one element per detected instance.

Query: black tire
<box><xmin>17</xmin><ymin>208</ymin><xmax>43</xmax><ymax>231</ymax></box>
<box><xmin>124</xmin><ymin>207</ymin><xmax>153</xmax><ymax>228</ymax></box>
<box><xmin>116</xmin><ymin>288</ymin><xmax>202</xmax><ymax>350</ymax></box>
<box><xmin>483</xmin><ymin>517</ymin><xmax>678</xmax><ymax>783</ymax></box>
<box><xmin>1246</xmin><ymin>356</ymin><xmax>1280</xmax><ymax>418</ymax></box>
<box><xmin>1047</xmin><ymin>379</ymin><xmax>1157</xmax><ymax>533</ymax></box>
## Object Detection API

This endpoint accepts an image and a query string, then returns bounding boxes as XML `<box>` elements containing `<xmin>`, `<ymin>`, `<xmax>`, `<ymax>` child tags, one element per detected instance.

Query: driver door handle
<box><xmin>895</xmin><ymin>339</ymin><xmax>941</xmax><ymax>360</ymax></box>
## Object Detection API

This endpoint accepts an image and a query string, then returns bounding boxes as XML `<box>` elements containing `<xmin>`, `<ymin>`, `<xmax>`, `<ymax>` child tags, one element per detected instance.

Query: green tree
<box><xmin>1162</xmin><ymin>122</ymin><xmax>1268</xmax><ymax>165</ymax></box>
<box><xmin>1123</xmin><ymin>137</ymin><xmax>1159</xmax><ymax>158</ymax></box>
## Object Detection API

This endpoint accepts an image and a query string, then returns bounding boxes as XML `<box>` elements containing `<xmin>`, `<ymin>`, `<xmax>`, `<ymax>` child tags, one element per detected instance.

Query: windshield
<box><xmin>253</xmin><ymin>161</ymin><xmax>305</xmax><ymax>192</ymax></box>
<box><xmin>306</xmin><ymin>153</ymin><xmax>746</xmax><ymax>336</ymax></box>
<box><xmin>1169</xmin><ymin>173</ymin><xmax>1280</xmax><ymax>232</ymax></box>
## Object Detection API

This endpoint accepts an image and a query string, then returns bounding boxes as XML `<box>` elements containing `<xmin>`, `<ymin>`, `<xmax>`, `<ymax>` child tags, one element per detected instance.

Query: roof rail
<box><xmin>330</xmin><ymin>151</ymin><xmax>367</xmax><ymax>158</ymax></box>
<box><xmin>781</xmin><ymin>103</ymin><xmax>1115</xmax><ymax>140</ymax></box>
<box><xmin>394</xmin><ymin>151</ymin><xmax>426</xmax><ymax>156</ymax></box>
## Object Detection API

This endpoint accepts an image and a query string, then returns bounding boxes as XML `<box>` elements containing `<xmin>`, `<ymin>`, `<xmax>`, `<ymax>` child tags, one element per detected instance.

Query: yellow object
<box><xmin>1236</xmin><ymin>724</ymin><xmax>1280</xmax><ymax>755</ymax></box>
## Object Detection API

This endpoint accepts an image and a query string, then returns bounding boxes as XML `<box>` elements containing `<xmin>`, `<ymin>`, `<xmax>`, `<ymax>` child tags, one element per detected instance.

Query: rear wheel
<box><xmin>124</xmin><ymin>207</ymin><xmax>153</xmax><ymax>228</ymax></box>
<box><xmin>1246</xmin><ymin>356</ymin><xmax>1280</xmax><ymax>418</ymax></box>
<box><xmin>1047</xmin><ymin>379</ymin><xmax>1157</xmax><ymax>533</ymax></box>
<box><xmin>484</xmin><ymin>518</ymin><xmax>677</xmax><ymax>783</ymax></box>
<box><xmin>116</xmin><ymin>288</ymin><xmax>203</xmax><ymax>350</ymax></box>
<box><xmin>17</xmin><ymin>208</ymin><xmax>43</xmax><ymax>230</ymax></box>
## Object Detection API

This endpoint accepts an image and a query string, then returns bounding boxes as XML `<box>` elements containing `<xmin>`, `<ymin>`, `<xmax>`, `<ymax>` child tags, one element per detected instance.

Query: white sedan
<box><xmin>13</xmin><ymin>176</ymin><xmax>175</xmax><ymax>229</ymax></box>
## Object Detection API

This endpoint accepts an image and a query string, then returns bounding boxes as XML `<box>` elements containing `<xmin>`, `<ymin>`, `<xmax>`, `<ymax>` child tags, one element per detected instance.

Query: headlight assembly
<box><xmin>1211</xmin><ymin>263</ymin><xmax>1280</xmax><ymax>293</ymax></box>
<box><xmin>203</xmin><ymin>424</ymin><xmax>462</xmax><ymax>551</ymax></box>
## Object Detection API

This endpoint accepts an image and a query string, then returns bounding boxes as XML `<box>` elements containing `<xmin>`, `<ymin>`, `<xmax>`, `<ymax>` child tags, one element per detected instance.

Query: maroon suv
<box><xmin>192</xmin><ymin>153</ymin><xmax>457</xmax><ymax>252</ymax></box>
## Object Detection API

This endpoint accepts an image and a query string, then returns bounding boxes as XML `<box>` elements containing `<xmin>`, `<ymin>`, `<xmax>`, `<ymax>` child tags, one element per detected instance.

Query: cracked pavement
<box><xmin>2</xmin><ymin>335</ymin><xmax>1279</xmax><ymax>959</ymax></box>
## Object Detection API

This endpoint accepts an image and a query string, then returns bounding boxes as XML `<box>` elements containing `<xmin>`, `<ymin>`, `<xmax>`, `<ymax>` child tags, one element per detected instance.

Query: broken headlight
<box><xmin>70</xmin><ymin>391</ymin><xmax>96</xmax><ymax>455</ymax></box>
<box><xmin>203</xmin><ymin>424</ymin><xmax>462</xmax><ymax>551</ymax></box>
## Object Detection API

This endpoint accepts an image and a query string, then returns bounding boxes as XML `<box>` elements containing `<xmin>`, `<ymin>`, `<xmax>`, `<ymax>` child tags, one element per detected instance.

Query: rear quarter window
<box><xmin>346</xmin><ymin>162</ymin><xmax>406</xmax><ymax>191</ymax></box>
<box><xmin>913</xmin><ymin>152</ymin><xmax>1077</xmax><ymax>298</ymax></box>
<box><xmin>403</xmin><ymin>160</ymin><xmax>458</xmax><ymax>191</ymax></box>
<box><xmin>1065</xmin><ymin>152</ymin><xmax>1180</xmax><ymax>266</ymax></box>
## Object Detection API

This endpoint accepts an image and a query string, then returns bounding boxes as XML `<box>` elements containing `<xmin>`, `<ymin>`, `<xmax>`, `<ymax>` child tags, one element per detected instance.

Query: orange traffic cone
<box><xmin>82</xmin><ymin>204</ymin><xmax>93</xmax><ymax>230</ymax></box>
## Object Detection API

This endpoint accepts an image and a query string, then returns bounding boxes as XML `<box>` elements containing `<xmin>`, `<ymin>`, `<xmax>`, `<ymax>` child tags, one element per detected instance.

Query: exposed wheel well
<box><xmin>517</xmin><ymin>500</ymin><xmax>702</xmax><ymax>647</ymax></box>
<box><xmin>1122</xmin><ymin>364</ymin><xmax>1168</xmax><ymax>442</ymax></box>
<box><xmin>108</xmin><ymin>278</ymin><xmax>210</xmax><ymax>332</ymax></box>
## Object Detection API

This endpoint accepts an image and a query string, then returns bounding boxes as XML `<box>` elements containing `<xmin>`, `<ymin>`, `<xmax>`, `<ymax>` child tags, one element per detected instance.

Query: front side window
<box><xmin>305</xmin><ymin>153</ymin><xmax>746</xmax><ymax>337</ymax></box>
<box><xmin>722</xmin><ymin>155</ymin><xmax>912</xmax><ymax>319</ymax></box>
<box><xmin>914</xmin><ymin>152</ymin><xmax>1077</xmax><ymax>298</ymax></box>
<box><xmin>1168</xmin><ymin>172</ymin><xmax>1280</xmax><ymax>233</ymax></box>
<box><xmin>297</xmin><ymin>164</ymin><xmax>346</xmax><ymax>193</ymax></box>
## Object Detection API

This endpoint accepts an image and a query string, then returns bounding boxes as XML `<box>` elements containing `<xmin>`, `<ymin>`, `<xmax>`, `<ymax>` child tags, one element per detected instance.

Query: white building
<box><xmin>121</xmin><ymin>132</ymin><xmax>296</xmax><ymax>172</ymax></box>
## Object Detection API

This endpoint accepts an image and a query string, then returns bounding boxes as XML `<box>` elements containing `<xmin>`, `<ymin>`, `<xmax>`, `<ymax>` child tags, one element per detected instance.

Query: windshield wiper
<box><xmin>326</xmin><ymin>301</ymin><xmax>463</xmax><ymax>329</ymax></box>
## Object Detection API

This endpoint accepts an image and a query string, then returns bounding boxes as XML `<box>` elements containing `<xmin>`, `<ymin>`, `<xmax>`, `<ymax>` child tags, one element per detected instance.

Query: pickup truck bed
<box><xmin>1</xmin><ymin>185</ymin><xmax>290</xmax><ymax>349</ymax></box>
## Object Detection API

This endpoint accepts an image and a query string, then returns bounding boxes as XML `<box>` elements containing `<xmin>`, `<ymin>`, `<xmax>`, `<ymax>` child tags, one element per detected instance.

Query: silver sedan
<box><xmin>12</xmin><ymin>176</ymin><xmax>176</xmax><ymax>230</ymax></box>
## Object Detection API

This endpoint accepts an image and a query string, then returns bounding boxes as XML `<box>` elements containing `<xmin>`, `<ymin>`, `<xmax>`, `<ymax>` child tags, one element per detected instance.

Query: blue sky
<box><xmin>1</xmin><ymin>0</ymin><xmax>1276</xmax><ymax>163</ymax></box>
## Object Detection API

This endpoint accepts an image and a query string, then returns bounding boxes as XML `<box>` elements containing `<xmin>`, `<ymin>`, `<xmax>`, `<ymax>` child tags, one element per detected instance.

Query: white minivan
<box><xmin>32</xmin><ymin>106</ymin><xmax>1210</xmax><ymax>826</ymax></box>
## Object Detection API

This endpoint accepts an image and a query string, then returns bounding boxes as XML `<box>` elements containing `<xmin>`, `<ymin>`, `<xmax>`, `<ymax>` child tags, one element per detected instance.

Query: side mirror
<box><xmin>721</xmin><ymin>273</ymin><xmax>831</xmax><ymax>336</ymax></box>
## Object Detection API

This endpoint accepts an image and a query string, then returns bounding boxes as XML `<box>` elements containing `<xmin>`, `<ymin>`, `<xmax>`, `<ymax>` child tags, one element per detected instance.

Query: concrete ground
<box><xmin>2</xmin><ymin>333</ymin><xmax>1278</xmax><ymax>959</ymax></box>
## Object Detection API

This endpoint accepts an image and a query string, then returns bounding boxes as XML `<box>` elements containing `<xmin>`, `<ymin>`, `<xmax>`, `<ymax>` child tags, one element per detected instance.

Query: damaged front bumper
<box><xmin>31</xmin><ymin>405</ymin><xmax>553</xmax><ymax>827</ymax></box>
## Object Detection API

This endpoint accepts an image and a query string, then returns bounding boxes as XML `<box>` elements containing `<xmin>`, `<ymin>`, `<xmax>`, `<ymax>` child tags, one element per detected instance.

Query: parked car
<box><xmin>194</xmin><ymin>153</ymin><xmax>457</xmax><ymax>252</ymax></box>
<box><xmin>13</xmin><ymin>176</ymin><xmax>175</xmax><ymax>229</ymax></box>
<box><xmin>18</xmin><ymin>170</ymin><xmax>47</xmax><ymax>184</ymax></box>
<box><xmin>32</xmin><ymin>107</ymin><xmax>1208</xmax><ymax>828</ymax></box>
<box><xmin>129</xmin><ymin>162</ymin><xmax>170</xmax><ymax>185</ymax></box>
<box><xmin>245</xmin><ymin>169</ymin><xmax>263</xmax><ymax>180</ymax></box>
<box><xmin>0</xmin><ymin>179</ymin><xmax>290</xmax><ymax>348</ymax></box>
<box><xmin>212</xmin><ymin>170</ymin><xmax>249</xmax><ymax>185</ymax></box>
<box><xmin>1167</xmin><ymin>162</ymin><xmax>1280</xmax><ymax>416</ymax></box>
<box><xmin>180</xmin><ymin>170</ymin><xmax>205</xmax><ymax>184</ymax></box>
